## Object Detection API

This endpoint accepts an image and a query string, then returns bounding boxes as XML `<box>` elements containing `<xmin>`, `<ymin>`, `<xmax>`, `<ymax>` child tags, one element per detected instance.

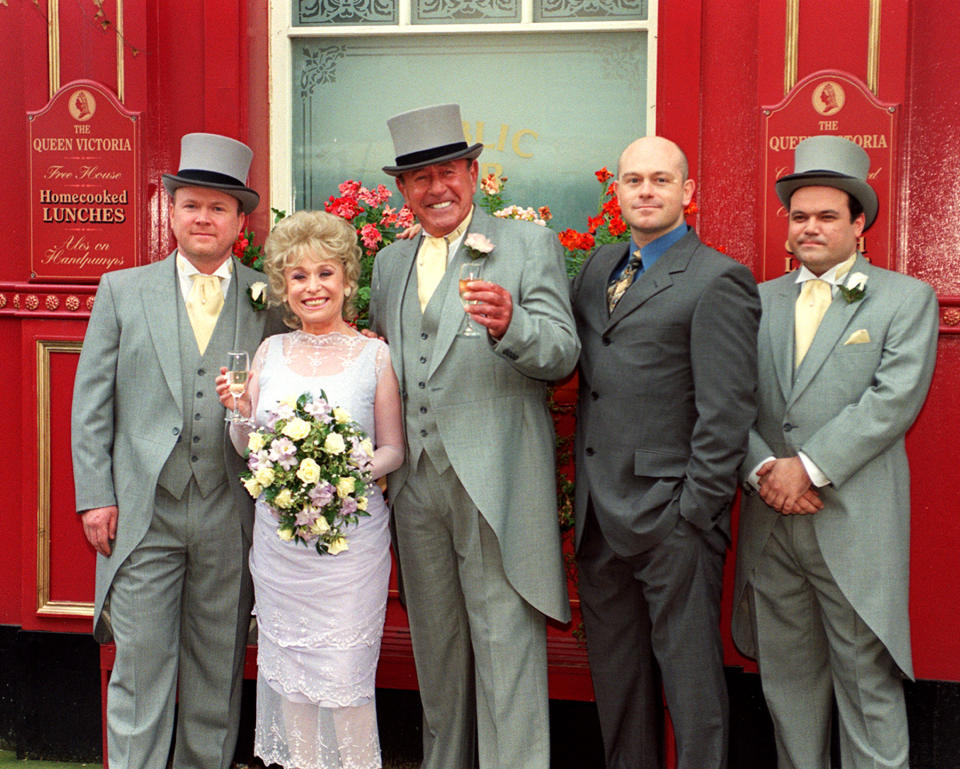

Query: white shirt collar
<box><xmin>176</xmin><ymin>252</ymin><xmax>233</xmax><ymax>300</ymax></box>
<box><xmin>794</xmin><ymin>252</ymin><xmax>857</xmax><ymax>287</ymax></box>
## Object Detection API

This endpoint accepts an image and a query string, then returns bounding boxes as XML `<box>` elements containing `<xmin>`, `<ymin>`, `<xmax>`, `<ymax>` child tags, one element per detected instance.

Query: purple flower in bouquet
<box><xmin>269</xmin><ymin>437</ymin><xmax>298</xmax><ymax>470</ymax></box>
<box><xmin>309</xmin><ymin>482</ymin><xmax>336</xmax><ymax>508</ymax></box>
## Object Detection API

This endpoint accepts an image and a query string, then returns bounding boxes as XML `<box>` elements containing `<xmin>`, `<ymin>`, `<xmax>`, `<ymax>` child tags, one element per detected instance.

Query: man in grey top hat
<box><xmin>732</xmin><ymin>135</ymin><xmax>939</xmax><ymax>769</ymax></box>
<box><xmin>72</xmin><ymin>132</ymin><xmax>280</xmax><ymax>769</ymax></box>
<box><xmin>369</xmin><ymin>103</ymin><xmax>579</xmax><ymax>769</ymax></box>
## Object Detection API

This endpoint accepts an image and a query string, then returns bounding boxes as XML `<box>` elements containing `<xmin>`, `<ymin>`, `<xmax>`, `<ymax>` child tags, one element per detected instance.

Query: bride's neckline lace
<box><xmin>263</xmin><ymin>328</ymin><xmax>383</xmax><ymax>379</ymax></box>
<box><xmin>290</xmin><ymin>328</ymin><xmax>362</xmax><ymax>345</ymax></box>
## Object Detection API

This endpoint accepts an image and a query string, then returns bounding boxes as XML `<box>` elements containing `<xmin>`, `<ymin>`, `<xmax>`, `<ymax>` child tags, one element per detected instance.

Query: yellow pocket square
<box><xmin>843</xmin><ymin>329</ymin><xmax>871</xmax><ymax>345</ymax></box>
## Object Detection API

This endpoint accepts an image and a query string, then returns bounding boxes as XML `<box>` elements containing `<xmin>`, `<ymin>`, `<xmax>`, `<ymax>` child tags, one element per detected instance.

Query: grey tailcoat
<box><xmin>369</xmin><ymin>207</ymin><xmax>580</xmax><ymax>621</ymax></box>
<box><xmin>732</xmin><ymin>255</ymin><xmax>939</xmax><ymax>677</ymax></box>
<box><xmin>71</xmin><ymin>252</ymin><xmax>276</xmax><ymax>641</ymax></box>
<box><xmin>572</xmin><ymin>231</ymin><xmax>761</xmax><ymax>554</ymax></box>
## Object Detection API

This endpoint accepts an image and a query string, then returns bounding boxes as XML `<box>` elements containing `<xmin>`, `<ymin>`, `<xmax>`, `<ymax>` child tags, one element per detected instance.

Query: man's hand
<box><xmin>82</xmin><ymin>505</ymin><xmax>118</xmax><ymax>556</ymax></box>
<box><xmin>462</xmin><ymin>280</ymin><xmax>513</xmax><ymax>339</ymax></box>
<box><xmin>757</xmin><ymin>457</ymin><xmax>823</xmax><ymax>514</ymax></box>
<box><xmin>396</xmin><ymin>222</ymin><xmax>421</xmax><ymax>240</ymax></box>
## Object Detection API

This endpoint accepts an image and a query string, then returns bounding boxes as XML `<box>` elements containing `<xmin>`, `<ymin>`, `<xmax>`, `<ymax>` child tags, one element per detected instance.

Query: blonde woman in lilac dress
<box><xmin>217</xmin><ymin>210</ymin><xmax>403</xmax><ymax>769</ymax></box>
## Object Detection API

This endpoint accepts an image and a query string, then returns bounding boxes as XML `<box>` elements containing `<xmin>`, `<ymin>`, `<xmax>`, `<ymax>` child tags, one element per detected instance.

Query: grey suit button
<box><xmin>196</xmin><ymin>391</ymin><xmax>204</xmax><ymax>398</ymax></box>
<box><xmin>419</xmin><ymin>407</ymin><xmax>427</xmax><ymax>414</ymax></box>
<box><xmin>197</xmin><ymin>368</ymin><xmax>206</xmax><ymax>376</ymax></box>
<box><xmin>601</xmin><ymin>336</ymin><xmax>611</xmax><ymax>346</ymax></box>
<box><xmin>590</xmin><ymin>391</ymin><xmax>599</xmax><ymax>400</ymax></box>
<box><xmin>419</xmin><ymin>356</ymin><xmax>427</xmax><ymax>364</ymax></box>
<box><xmin>191</xmin><ymin>455</ymin><xmax>198</xmax><ymax>462</ymax></box>
<box><xmin>193</xmin><ymin>435</ymin><xmax>200</xmax><ymax>443</ymax></box>
<box><xmin>585</xmin><ymin>447</ymin><xmax>595</xmax><ymax>456</ymax></box>
<box><xmin>783</xmin><ymin>422</ymin><xmax>795</xmax><ymax>432</ymax></box>
<box><xmin>418</xmin><ymin>381</ymin><xmax>426</xmax><ymax>389</ymax></box>
<box><xmin>194</xmin><ymin>413</ymin><xmax>202</xmax><ymax>421</ymax></box>
<box><xmin>420</xmin><ymin>332</ymin><xmax>428</xmax><ymax>340</ymax></box>
<box><xmin>172</xmin><ymin>427</ymin><xmax>180</xmax><ymax>435</ymax></box>
<box><xmin>419</xmin><ymin>429</ymin><xmax>427</xmax><ymax>437</ymax></box>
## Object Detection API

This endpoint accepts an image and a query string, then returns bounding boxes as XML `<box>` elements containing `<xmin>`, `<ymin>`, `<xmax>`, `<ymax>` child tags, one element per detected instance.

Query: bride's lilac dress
<box><xmin>244</xmin><ymin>330</ymin><xmax>402</xmax><ymax>769</ymax></box>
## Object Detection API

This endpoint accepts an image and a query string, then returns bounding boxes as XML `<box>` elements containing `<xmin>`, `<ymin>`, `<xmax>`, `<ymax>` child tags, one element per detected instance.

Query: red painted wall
<box><xmin>3</xmin><ymin>0</ymin><xmax>960</xmax><ymax>688</ymax></box>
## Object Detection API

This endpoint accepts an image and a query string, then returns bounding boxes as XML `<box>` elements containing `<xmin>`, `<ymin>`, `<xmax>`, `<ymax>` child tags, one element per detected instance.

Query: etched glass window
<box><xmin>535</xmin><ymin>0</ymin><xmax>647</xmax><ymax>22</ymax></box>
<box><xmin>294</xmin><ymin>0</ymin><xmax>397</xmax><ymax>26</ymax></box>
<box><xmin>291</xmin><ymin>32</ymin><xmax>648</xmax><ymax>231</ymax></box>
<box><xmin>413</xmin><ymin>0</ymin><xmax>521</xmax><ymax>24</ymax></box>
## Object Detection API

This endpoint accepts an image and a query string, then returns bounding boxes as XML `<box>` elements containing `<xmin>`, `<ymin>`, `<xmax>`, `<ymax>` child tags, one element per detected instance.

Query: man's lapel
<box><xmin>767</xmin><ymin>277</ymin><xmax>798</xmax><ymax>404</ymax></box>
<box><xmin>605</xmin><ymin>235</ymin><xmax>695</xmax><ymax>329</ymax></box>
<box><xmin>388</xmin><ymin>235</ymin><xmax>420</xmax><ymax>387</ymax></box>
<box><xmin>429</xmin><ymin>208</ymin><xmax>489</xmax><ymax>378</ymax></box>
<box><xmin>232</xmin><ymin>258</ymin><xmax>267</xmax><ymax>350</ymax></box>
<box><xmin>143</xmin><ymin>252</ymin><xmax>183</xmax><ymax>408</ymax></box>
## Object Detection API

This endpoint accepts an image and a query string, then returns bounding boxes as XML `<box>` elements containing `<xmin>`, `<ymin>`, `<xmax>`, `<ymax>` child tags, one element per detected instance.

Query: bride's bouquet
<box><xmin>240</xmin><ymin>392</ymin><xmax>374</xmax><ymax>555</ymax></box>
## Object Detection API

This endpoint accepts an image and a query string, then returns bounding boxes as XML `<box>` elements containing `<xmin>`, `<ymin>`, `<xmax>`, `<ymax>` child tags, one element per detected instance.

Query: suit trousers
<box><xmin>749</xmin><ymin>514</ymin><xmax>908</xmax><ymax>769</ymax></box>
<box><xmin>578</xmin><ymin>503</ymin><xmax>728</xmax><ymax>769</ymax></box>
<box><xmin>392</xmin><ymin>454</ymin><xmax>549</xmax><ymax>769</ymax></box>
<box><xmin>105</xmin><ymin>480</ymin><xmax>250</xmax><ymax>769</ymax></box>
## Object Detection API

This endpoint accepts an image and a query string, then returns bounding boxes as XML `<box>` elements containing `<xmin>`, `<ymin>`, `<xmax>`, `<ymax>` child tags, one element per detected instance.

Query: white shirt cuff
<box><xmin>747</xmin><ymin>457</ymin><xmax>776</xmax><ymax>491</ymax></box>
<box><xmin>798</xmin><ymin>451</ymin><xmax>830</xmax><ymax>487</ymax></box>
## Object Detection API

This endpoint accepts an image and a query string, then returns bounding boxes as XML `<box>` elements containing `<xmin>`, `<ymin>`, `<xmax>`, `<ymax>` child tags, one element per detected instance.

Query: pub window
<box><xmin>270</xmin><ymin>0</ymin><xmax>655</xmax><ymax>231</ymax></box>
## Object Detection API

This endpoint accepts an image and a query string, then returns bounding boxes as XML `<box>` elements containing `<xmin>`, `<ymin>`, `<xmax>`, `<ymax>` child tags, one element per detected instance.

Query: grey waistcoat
<box><xmin>399</xmin><ymin>261</ymin><xmax>455</xmax><ymax>475</ymax></box>
<box><xmin>156</xmin><ymin>278</ymin><xmax>239</xmax><ymax>499</ymax></box>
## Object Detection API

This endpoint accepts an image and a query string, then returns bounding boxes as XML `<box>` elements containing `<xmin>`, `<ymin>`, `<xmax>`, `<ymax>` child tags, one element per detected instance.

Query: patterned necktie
<box><xmin>417</xmin><ymin>235</ymin><xmax>448</xmax><ymax>312</ymax></box>
<box><xmin>794</xmin><ymin>278</ymin><xmax>832</xmax><ymax>367</ymax></box>
<box><xmin>607</xmin><ymin>250</ymin><xmax>643</xmax><ymax>313</ymax></box>
<box><xmin>186</xmin><ymin>273</ymin><xmax>224</xmax><ymax>354</ymax></box>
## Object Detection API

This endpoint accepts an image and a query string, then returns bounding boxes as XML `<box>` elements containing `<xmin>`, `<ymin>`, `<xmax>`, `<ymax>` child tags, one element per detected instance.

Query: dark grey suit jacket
<box><xmin>571</xmin><ymin>230</ymin><xmax>760</xmax><ymax>556</ymax></box>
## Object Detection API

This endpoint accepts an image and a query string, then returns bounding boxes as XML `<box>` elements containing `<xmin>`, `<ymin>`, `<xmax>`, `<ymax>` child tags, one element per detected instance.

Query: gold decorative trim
<box><xmin>116</xmin><ymin>0</ymin><xmax>125</xmax><ymax>102</ymax></box>
<box><xmin>784</xmin><ymin>0</ymin><xmax>799</xmax><ymax>94</ymax></box>
<box><xmin>867</xmin><ymin>0</ymin><xmax>881</xmax><ymax>93</ymax></box>
<box><xmin>47</xmin><ymin>0</ymin><xmax>60</xmax><ymax>98</ymax></box>
<box><xmin>36</xmin><ymin>339</ymin><xmax>93</xmax><ymax>617</ymax></box>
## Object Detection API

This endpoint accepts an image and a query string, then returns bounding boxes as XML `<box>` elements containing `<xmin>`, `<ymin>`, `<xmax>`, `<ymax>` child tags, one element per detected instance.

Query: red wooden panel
<box><xmin>56</xmin><ymin>0</ymin><xmax>120</xmax><ymax>96</ymax></box>
<box><xmin>907</xmin><ymin>332</ymin><xmax>960</xmax><ymax>680</ymax></box>
<box><xmin>797</xmin><ymin>0</ymin><xmax>872</xmax><ymax>85</ymax></box>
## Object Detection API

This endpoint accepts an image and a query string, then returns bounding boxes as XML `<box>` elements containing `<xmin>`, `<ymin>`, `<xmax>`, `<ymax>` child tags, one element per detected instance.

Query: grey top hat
<box><xmin>162</xmin><ymin>132</ymin><xmax>260</xmax><ymax>214</ymax></box>
<box><xmin>382</xmin><ymin>103</ymin><xmax>483</xmax><ymax>176</ymax></box>
<box><xmin>775</xmin><ymin>135</ymin><xmax>878</xmax><ymax>230</ymax></box>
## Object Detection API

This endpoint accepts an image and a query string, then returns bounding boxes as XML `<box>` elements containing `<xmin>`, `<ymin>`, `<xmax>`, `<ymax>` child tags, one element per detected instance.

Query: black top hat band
<box><xmin>395</xmin><ymin>142</ymin><xmax>470</xmax><ymax>168</ymax></box>
<box><xmin>175</xmin><ymin>168</ymin><xmax>247</xmax><ymax>188</ymax></box>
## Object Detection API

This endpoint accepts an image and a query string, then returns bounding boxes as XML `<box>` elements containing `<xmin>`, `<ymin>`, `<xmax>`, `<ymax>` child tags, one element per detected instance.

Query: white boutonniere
<box><xmin>463</xmin><ymin>232</ymin><xmax>495</xmax><ymax>260</ymax></box>
<box><xmin>837</xmin><ymin>271</ymin><xmax>868</xmax><ymax>303</ymax></box>
<box><xmin>248</xmin><ymin>281</ymin><xmax>268</xmax><ymax>311</ymax></box>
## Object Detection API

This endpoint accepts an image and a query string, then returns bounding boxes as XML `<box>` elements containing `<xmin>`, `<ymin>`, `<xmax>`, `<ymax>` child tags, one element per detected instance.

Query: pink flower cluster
<box><xmin>324</xmin><ymin>179</ymin><xmax>416</xmax><ymax>255</ymax></box>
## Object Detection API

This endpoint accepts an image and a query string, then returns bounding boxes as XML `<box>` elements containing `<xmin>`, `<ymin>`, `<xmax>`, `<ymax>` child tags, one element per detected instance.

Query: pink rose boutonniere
<box><xmin>464</xmin><ymin>232</ymin><xmax>495</xmax><ymax>260</ymax></box>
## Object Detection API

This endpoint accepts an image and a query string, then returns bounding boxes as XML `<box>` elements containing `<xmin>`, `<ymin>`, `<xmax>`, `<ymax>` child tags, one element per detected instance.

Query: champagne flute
<box><xmin>459</xmin><ymin>262</ymin><xmax>483</xmax><ymax>337</ymax></box>
<box><xmin>225</xmin><ymin>350</ymin><xmax>249</xmax><ymax>423</ymax></box>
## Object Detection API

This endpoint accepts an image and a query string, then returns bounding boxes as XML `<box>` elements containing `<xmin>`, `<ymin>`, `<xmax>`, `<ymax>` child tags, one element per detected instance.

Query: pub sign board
<box><xmin>761</xmin><ymin>70</ymin><xmax>898</xmax><ymax>280</ymax></box>
<box><xmin>28</xmin><ymin>80</ymin><xmax>140</xmax><ymax>282</ymax></box>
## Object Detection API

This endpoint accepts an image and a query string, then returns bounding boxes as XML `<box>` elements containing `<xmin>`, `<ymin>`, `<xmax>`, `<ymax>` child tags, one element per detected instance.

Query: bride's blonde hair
<box><xmin>263</xmin><ymin>210</ymin><xmax>362</xmax><ymax>327</ymax></box>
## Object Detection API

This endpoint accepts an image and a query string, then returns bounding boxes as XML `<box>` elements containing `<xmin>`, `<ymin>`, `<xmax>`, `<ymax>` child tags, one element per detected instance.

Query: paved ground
<box><xmin>0</xmin><ymin>752</ymin><xmax>418</xmax><ymax>769</ymax></box>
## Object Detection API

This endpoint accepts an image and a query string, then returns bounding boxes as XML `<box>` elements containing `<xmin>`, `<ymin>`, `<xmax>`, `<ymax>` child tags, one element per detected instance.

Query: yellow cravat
<box><xmin>794</xmin><ymin>279</ymin><xmax>832</xmax><ymax>367</ymax></box>
<box><xmin>186</xmin><ymin>272</ymin><xmax>223</xmax><ymax>354</ymax></box>
<box><xmin>794</xmin><ymin>254</ymin><xmax>857</xmax><ymax>367</ymax></box>
<box><xmin>417</xmin><ymin>235</ymin><xmax>448</xmax><ymax>312</ymax></box>
<box><xmin>416</xmin><ymin>213</ymin><xmax>472</xmax><ymax>312</ymax></box>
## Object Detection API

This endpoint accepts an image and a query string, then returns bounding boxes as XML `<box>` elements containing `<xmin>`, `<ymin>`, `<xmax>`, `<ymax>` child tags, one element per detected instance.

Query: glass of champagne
<box><xmin>459</xmin><ymin>261</ymin><xmax>483</xmax><ymax>337</ymax></box>
<box><xmin>225</xmin><ymin>350</ymin><xmax>249</xmax><ymax>423</ymax></box>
